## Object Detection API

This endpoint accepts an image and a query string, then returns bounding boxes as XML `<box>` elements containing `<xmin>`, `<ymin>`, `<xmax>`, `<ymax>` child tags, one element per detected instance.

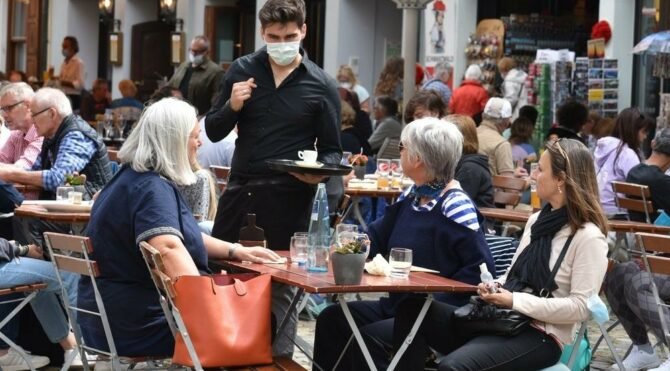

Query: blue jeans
<box><xmin>0</xmin><ymin>258</ymin><xmax>79</xmax><ymax>345</ymax></box>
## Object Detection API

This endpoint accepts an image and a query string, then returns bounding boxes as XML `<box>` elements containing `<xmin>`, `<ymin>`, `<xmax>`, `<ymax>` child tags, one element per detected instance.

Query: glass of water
<box><xmin>389</xmin><ymin>247</ymin><xmax>412</xmax><ymax>279</ymax></box>
<box><xmin>56</xmin><ymin>186</ymin><xmax>74</xmax><ymax>201</ymax></box>
<box><xmin>290</xmin><ymin>234</ymin><xmax>308</xmax><ymax>265</ymax></box>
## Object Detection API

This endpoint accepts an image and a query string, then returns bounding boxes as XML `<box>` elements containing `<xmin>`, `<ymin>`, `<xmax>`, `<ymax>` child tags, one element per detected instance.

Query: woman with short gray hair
<box><xmin>313</xmin><ymin>117</ymin><xmax>494</xmax><ymax>370</ymax></box>
<box><xmin>79</xmin><ymin>98</ymin><xmax>281</xmax><ymax>358</ymax></box>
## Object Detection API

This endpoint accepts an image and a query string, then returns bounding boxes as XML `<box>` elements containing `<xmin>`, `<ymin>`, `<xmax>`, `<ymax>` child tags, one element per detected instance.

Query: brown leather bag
<box><xmin>171</xmin><ymin>273</ymin><xmax>273</xmax><ymax>368</ymax></box>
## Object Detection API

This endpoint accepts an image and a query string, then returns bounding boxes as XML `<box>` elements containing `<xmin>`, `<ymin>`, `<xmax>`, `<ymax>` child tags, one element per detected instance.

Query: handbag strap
<box><xmin>538</xmin><ymin>234</ymin><xmax>574</xmax><ymax>298</ymax></box>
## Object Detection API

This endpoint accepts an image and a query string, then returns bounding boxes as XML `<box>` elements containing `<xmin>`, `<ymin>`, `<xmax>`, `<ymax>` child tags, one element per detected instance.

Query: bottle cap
<box><xmin>479</xmin><ymin>263</ymin><xmax>489</xmax><ymax>274</ymax></box>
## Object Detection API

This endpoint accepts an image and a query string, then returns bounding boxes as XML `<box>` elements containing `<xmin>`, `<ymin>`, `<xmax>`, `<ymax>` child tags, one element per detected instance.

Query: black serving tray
<box><xmin>266</xmin><ymin>159</ymin><xmax>353</xmax><ymax>176</ymax></box>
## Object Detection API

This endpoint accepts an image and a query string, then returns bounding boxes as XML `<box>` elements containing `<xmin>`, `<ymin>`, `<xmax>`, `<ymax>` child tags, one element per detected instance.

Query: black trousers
<box><xmin>211</xmin><ymin>175</ymin><xmax>316</xmax><ymax>250</ymax></box>
<box><xmin>393</xmin><ymin>297</ymin><xmax>562</xmax><ymax>371</ymax></box>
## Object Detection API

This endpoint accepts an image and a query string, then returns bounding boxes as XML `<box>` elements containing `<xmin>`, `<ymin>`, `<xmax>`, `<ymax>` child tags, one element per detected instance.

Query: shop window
<box><xmin>7</xmin><ymin>0</ymin><xmax>27</xmax><ymax>72</ymax></box>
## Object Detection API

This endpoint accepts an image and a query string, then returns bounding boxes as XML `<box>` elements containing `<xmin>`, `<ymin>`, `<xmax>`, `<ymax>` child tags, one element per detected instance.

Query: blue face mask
<box><xmin>266</xmin><ymin>41</ymin><xmax>300</xmax><ymax>66</ymax></box>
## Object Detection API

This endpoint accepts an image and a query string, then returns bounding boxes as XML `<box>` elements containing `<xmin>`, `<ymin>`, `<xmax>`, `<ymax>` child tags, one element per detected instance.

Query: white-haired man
<box><xmin>0</xmin><ymin>82</ymin><xmax>44</xmax><ymax>168</ymax></box>
<box><xmin>477</xmin><ymin>97</ymin><xmax>527</xmax><ymax>178</ymax></box>
<box><xmin>422</xmin><ymin>61</ymin><xmax>452</xmax><ymax>105</ymax></box>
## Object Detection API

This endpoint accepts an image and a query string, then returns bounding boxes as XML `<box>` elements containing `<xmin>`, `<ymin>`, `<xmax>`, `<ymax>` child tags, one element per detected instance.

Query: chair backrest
<box><xmin>377</xmin><ymin>137</ymin><xmax>400</xmax><ymax>160</ymax></box>
<box><xmin>612</xmin><ymin>181</ymin><xmax>654</xmax><ymax>223</ymax></box>
<box><xmin>492</xmin><ymin>175</ymin><xmax>526</xmax><ymax>208</ymax></box>
<box><xmin>637</xmin><ymin>232</ymin><xmax>670</xmax><ymax>346</ymax></box>
<box><xmin>108</xmin><ymin>149</ymin><xmax>119</xmax><ymax>163</ymax></box>
<box><xmin>139</xmin><ymin>242</ymin><xmax>177</xmax><ymax>300</ymax></box>
<box><xmin>43</xmin><ymin>232</ymin><xmax>119</xmax><ymax>364</ymax></box>
<box><xmin>331</xmin><ymin>194</ymin><xmax>352</xmax><ymax>228</ymax></box>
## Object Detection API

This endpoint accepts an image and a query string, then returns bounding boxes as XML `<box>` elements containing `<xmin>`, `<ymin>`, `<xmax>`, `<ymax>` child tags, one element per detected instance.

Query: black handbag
<box><xmin>453</xmin><ymin>235</ymin><xmax>574</xmax><ymax>337</ymax></box>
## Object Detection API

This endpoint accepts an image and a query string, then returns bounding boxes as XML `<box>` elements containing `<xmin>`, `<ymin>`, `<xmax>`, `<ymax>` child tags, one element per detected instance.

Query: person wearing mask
<box><xmin>0</xmin><ymin>82</ymin><xmax>44</xmax><ymax>169</ymax></box>
<box><xmin>595</xmin><ymin>107</ymin><xmax>651</xmax><ymax>216</ymax></box>
<box><xmin>168</xmin><ymin>35</ymin><xmax>225</xmax><ymax>115</ymax></box>
<box><xmin>368</xmin><ymin>96</ymin><xmax>401</xmax><ymax>153</ymax></box>
<box><xmin>497</xmin><ymin>57</ymin><xmax>528</xmax><ymax>120</ymax></box>
<box><xmin>448</xmin><ymin>64</ymin><xmax>489</xmax><ymax>121</ymax></box>
<box><xmin>421</xmin><ymin>61</ymin><xmax>452</xmax><ymax>106</ymax></box>
<box><xmin>79</xmin><ymin>79</ymin><xmax>111</xmax><ymax>121</ymax></box>
<box><xmin>477</xmin><ymin>98</ymin><xmax>527</xmax><ymax>178</ymax></box>
<box><xmin>204</xmin><ymin>0</ymin><xmax>341</xmax><ymax>357</ymax></box>
<box><xmin>337</xmin><ymin>65</ymin><xmax>370</xmax><ymax>113</ymax></box>
<box><xmin>47</xmin><ymin>36</ymin><xmax>85</xmax><ymax>110</ymax></box>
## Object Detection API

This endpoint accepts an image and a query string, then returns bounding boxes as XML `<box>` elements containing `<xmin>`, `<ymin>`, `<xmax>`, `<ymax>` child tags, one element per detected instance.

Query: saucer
<box><xmin>295</xmin><ymin>161</ymin><xmax>324</xmax><ymax>168</ymax></box>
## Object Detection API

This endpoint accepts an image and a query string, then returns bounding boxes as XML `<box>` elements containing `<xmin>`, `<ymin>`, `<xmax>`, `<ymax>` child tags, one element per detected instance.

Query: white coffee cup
<box><xmin>298</xmin><ymin>150</ymin><xmax>318</xmax><ymax>164</ymax></box>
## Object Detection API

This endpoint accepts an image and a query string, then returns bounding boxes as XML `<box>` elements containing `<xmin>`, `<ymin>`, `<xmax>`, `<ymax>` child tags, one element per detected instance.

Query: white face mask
<box><xmin>266</xmin><ymin>41</ymin><xmax>300</xmax><ymax>66</ymax></box>
<box><xmin>189</xmin><ymin>52</ymin><xmax>204</xmax><ymax>66</ymax></box>
<box><xmin>339</xmin><ymin>82</ymin><xmax>352</xmax><ymax>89</ymax></box>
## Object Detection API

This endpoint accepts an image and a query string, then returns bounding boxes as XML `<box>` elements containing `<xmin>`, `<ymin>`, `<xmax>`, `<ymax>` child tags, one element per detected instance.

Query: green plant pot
<box><xmin>353</xmin><ymin>165</ymin><xmax>366</xmax><ymax>180</ymax></box>
<box><xmin>331</xmin><ymin>252</ymin><xmax>366</xmax><ymax>285</ymax></box>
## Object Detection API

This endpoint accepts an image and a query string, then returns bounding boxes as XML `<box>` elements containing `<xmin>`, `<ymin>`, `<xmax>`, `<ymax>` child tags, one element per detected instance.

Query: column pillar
<box><xmin>599</xmin><ymin>0</ymin><xmax>634</xmax><ymax>109</ymax></box>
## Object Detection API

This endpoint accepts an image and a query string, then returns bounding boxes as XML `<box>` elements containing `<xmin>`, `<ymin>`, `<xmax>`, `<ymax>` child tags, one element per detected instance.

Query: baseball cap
<box><xmin>483</xmin><ymin>98</ymin><xmax>512</xmax><ymax>119</ymax></box>
<box><xmin>653</xmin><ymin>128</ymin><xmax>670</xmax><ymax>156</ymax></box>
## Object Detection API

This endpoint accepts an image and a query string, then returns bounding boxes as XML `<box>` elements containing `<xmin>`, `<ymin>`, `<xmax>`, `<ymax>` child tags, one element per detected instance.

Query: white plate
<box><xmin>294</xmin><ymin>161</ymin><xmax>324</xmax><ymax>168</ymax></box>
<box><xmin>23</xmin><ymin>200</ymin><xmax>93</xmax><ymax>213</ymax></box>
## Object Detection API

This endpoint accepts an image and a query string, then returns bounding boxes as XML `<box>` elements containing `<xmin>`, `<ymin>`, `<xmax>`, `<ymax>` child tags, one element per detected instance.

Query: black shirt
<box><xmin>626</xmin><ymin>163</ymin><xmax>670</xmax><ymax>222</ymax></box>
<box><xmin>205</xmin><ymin>47</ymin><xmax>342</xmax><ymax>177</ymax></box>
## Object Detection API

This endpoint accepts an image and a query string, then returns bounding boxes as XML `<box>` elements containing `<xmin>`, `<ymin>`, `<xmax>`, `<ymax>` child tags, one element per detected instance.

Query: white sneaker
<box><xmin>0</xmin><ymin>347</ymin><xmax>51</xmax><ymax>371</ymax></box>
<box><xmin>649</xmin><ymin>358</ymin><xmax>670</xmax><ymax>371</ymax></box>
<box><xmin>65</xmin><ymin>348</ymin><xmax>97</xmax><ymax>367</ymax></box>
<box><xmin>611</xmin><ymin>345</ymin><xmax>661</xmax><ymax>371</ymax></box>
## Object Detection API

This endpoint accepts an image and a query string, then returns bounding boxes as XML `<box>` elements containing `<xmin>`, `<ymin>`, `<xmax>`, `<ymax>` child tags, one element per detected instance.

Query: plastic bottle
<box><xmin>306</xmin><ymin>183</ymin><xmax>331</xmax><ymax>272</ymax></box>
<box><xmin>479</xmin><ymin>263</ymin><xmax>497</xmax><ymax>293</ymax></box>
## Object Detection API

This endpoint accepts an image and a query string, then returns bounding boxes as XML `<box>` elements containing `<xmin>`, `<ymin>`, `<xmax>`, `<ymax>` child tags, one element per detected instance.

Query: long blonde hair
<box><xmin>546</xmin><ymin>139</ymin><xmax>608</xmax><ymax>235</ymax></box>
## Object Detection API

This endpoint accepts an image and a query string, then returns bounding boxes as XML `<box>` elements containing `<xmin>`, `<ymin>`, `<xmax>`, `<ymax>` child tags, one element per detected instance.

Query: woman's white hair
<box><xmin>32</xmin><ymin>88</ymin><xmax>72</xmax><ymax>117</ymax></box>
<box><xmin>464</xmin><ymin>64</ymin><xmax>482</xmax><ymax>81</ymax></box>
<box><xmin>118</xmin><ymin>98</ymin><xmax>197</xmax><ymax>186</ymax></box>
<box><xmin>0</xmin><ymin>82</ymin><xmax>34</xmax><ymax>101</ymax></box>
<box><xmin>401</xmin><ymin>117</ymin><xmax>463</xmax><ymax>182</ymax></box>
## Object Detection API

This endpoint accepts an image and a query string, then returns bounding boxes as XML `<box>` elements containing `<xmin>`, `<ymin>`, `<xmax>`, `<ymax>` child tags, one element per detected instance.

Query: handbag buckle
<box><xmin>539</xmin><ymin>288</ymin><xmax>549</xmax><ymax>298</ymax></box>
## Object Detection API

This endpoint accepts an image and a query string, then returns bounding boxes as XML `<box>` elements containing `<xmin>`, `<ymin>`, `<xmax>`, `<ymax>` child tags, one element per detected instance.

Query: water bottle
<box><xmin>479</xmin><ymin>263</ymin><xmax>497</xmax><ymax>293</ymax></box>
<box><xmin>306</xmin><ymin>183</ymin><xmax>331</xmax><ymax>272</ymax></box>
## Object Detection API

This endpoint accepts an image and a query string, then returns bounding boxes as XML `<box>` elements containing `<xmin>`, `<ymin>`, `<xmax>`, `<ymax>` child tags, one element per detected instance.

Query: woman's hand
<box><xmin>234</xmin><ymin>246</ymin><xmax>284</xmax><ymax>263</ymax></box>
<box><xmin>478</xmin><ymin>284</ymin><xmax>513</xmax><ymax>309</ymax></box>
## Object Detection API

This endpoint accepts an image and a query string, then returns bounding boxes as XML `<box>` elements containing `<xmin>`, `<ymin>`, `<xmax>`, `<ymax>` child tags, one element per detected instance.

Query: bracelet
<box><xmin>18</xmin><ymin>244</ymin><xmax>29</xmax><ymax>257</ymax></box>
<box><xmin>228</xmin><ymin>243</ymin><xmax>240</xmax><ymax>260</ymax></box>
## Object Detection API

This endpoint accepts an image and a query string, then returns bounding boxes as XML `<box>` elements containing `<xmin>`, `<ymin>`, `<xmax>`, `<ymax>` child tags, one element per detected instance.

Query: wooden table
<box><xmin>14</xmin><ymin>204</ymin><xmax>91</xmax><ymax>224</ymax></box>
<box><xmin>344</xmin><ymin>188</ymin><xmax>403</xmax><ymax>230</ymax></box>
<box><xmin>212</xmin><ymin>252</ymin><xmax>474</xmax><ymax>371</ymax></box>
<box><xmin>479</xmin><ymin>207</ymin><xmax>532</xmax><ymax>223</ymax></box>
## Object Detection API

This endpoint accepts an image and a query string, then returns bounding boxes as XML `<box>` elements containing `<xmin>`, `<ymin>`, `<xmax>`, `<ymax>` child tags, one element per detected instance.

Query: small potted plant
<box><xmin>331</xmin><ymin>240</ymin><xmax>367</xmax><ymax>285</ymax></box>
<box><xmin>348</xmin><ymin>154</ymin><xmax>368</xmax><ymax>180</ymax></box>
<box><xmin>65</xmin><ymin>173</ymin><xmax>87</xmax><ymax>200</ymax></box>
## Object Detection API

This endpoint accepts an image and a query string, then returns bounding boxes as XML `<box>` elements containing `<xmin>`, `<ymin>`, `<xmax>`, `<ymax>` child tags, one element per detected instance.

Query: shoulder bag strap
<box><xmin>538</xmin><ymin>234</ymin><xmax>575</xmax><ymax>298</ymax></box>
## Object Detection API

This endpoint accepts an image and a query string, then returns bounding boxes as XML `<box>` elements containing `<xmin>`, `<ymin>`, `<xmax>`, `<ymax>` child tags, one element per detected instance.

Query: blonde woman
<box><xmin>337</xmin><ymin>65</ymin><xmax>370</xmax><ymax>112</ymax></box>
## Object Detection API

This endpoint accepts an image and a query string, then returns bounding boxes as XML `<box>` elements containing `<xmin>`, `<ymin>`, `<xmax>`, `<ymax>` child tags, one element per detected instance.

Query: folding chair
<box><xmin>0</xmin><ymin>283</ymin><xmax>48</xmax><ymax>371</ymax></box>
<box><xmin>638</xmin><ymin>232</ymin><xmax>670</xmax><ymax>347</ymax></box>
<box><xmin>491</xmin><ymin>175</ymin><xmax>527</xmax><ymax>236</ymax></box>
<box><xmin>44</xmin><ymin>232</ymin><xmax>170</xmax><ymax>371</ymax></box>
<box><xmin>210</xmin><ymin>165</ymin><xmax>230</xmax><ymax>194</ymax></box>
<box><xmin>377</xmin><ymin>137</ymin><xmax>401</xmax><ymax>160</ymax></box>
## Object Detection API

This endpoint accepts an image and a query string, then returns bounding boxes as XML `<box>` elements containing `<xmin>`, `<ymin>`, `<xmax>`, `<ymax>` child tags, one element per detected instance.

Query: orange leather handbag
<box><xmin>171</xmin><ymin>273</ymin><xmax>273</xmax><ymax>368</ymax></box>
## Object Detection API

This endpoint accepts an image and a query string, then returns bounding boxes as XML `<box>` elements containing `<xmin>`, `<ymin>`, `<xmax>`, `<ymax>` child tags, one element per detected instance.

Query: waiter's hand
<box><xmin>230</xmin><ymin>78</ymin><xmax>257</xmax><ymax>112</ymax></box>
<box><xmin>289</xmin><ymin>172</ymin><xmax>327</xmax><ymax>184</ymax></box>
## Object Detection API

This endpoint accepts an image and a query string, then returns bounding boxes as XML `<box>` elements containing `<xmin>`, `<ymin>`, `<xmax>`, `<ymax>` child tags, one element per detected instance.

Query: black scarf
<box><xmin>503</xmin><ymin>204</ymin><xmax>568</xmax><ymax>295</ymax></box>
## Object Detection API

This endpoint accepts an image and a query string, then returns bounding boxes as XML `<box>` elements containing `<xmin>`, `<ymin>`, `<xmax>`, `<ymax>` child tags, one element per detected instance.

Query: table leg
<box><xmin>338</xmin><ymin>299</ymin><xmax>377</xmax><ymax>371</ymax></box>
<box><xmin>275</xmin><ymin>287</ymin><xmax>305</xmax><ymax>347</ymax></box>
<box><xmin>386</xmin><ymin>295</ymin><xmax>433</xmax><ymax>371</ymax></box>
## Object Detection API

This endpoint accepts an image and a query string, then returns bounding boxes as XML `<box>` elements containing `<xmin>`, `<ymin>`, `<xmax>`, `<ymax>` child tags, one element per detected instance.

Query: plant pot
<box><xmin>353</xmin><ymin>165</ymin><xmax>366</xmax><ymax>180</ymax></box>
<box><xmin>331</xmin><ymin>253</ymin><xmax>366</xmax><ymax>285</ymax></box>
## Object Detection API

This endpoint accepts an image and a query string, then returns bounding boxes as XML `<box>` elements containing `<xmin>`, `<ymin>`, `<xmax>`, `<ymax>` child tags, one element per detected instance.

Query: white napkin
<box><xmin>364</xmin><ymin>254</ymin><xmax>392</xmax><ymax>276</ymax></box>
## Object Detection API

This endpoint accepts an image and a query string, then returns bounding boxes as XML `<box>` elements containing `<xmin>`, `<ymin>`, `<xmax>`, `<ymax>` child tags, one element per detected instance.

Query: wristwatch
<box><xmin>228</xmin><ymin>243</ymin><xmax>241</xmax><ymax>260</ymax></box>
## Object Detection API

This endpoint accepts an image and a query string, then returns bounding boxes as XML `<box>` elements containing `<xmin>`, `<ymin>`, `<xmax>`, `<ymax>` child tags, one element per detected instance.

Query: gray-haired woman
<box><xmin>313</xmin><ymin>117</ymin><xmax>494</xmax><ymax>371</ymax></box>
<box><xmin>78</xmin><ymin>97</ymin><xmax>280</xmax><ymax>358</ymax></box>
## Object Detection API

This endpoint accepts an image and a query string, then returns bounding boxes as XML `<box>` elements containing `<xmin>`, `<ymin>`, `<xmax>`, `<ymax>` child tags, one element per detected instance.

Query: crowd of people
<box><xmin>0</xmin><ymin>0</ymin><xmax>669</xmax><ymax>370</ymax></box>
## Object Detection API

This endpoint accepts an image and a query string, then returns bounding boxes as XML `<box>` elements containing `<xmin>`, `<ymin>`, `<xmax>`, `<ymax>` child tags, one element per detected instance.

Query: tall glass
<box><xmin>290</xmin><ymin>235</ymin><xmax>308</xmax><ymax>265</ymax></box>
<box><xmin>389</xmin><ymin>247</ymin><xmax>412</xmax><ymax>279</ymax></box>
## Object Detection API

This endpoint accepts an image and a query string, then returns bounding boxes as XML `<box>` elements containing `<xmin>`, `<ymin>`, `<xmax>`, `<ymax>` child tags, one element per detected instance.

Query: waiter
<box><xmin>204</xmin><ymin>0</ymin><xmax>341</xmax><ymax>357</ymax></box>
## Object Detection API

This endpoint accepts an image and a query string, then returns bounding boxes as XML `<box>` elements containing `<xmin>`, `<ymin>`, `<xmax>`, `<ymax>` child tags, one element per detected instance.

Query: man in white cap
<box><xmin>477</xmin><ymin>97</ymin><xmax>527</xmax><ymax>177</ymax></box>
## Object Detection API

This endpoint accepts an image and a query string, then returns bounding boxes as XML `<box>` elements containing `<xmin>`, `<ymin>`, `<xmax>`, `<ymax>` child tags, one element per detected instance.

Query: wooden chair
<box><xmin>377</xmin><ymin>137</ymin><xmax>401</xmax><ymax>160</ymax></box>
<box><xmin>491</xmin><ymin>176</ymin><xmax>527</xmax><ymax>236</ymax></box>
<box><xmin>638</xmin><ymin>232</ymin><xmax>670</xmax><ymax>346</ymax></box>
<box><xmin>107</xmin><ymin>149</ymin><xmax>118</xmax><ymax>163</ymax></box>
<box><xmin>210</xmin><ymin>165</ymin><xmax>231</xmax><ymax>193</ymax></box>
<box><xmin>0</xmin><ymin>283</ymin><xmax>48</xmax><ymax>371</ymax></box>
<box><xmin>43</xmin><ymin>232</ymin><xmax>169</xmax><ymax>371</ymax></box>
<box><xmin>139</xmin><ymin>242</ymin><xmax>307</xmax><ymax>371</ymax></box>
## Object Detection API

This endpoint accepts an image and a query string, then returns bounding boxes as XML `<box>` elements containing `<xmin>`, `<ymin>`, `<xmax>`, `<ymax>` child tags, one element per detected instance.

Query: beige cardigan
<box><xmin>497</xmin><ymin>212</ymin><xmax>608</xmax><ymax>344</ymax></box>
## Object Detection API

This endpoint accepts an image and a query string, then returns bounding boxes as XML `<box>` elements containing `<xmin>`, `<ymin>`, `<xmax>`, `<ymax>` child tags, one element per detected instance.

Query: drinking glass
<box><xmin>389</xmin><ymin>247</ymin><xmax>412</xmax><ymax>279</ymax></box>
<box><xmin>335</xmin><ymin>224</ymin><xmax>358</xmax><ymax>247</ymax></box>
<box><xmin>341</xmin><ymin>151</ymin><xmax>352</xmax><ymax>166</ymax></box>
<box><xmin>391</xmin><ymin>159</ymin><xmax>403</xmax><ymax>189</ymax></box>
<box><xmin>56</xmin><ymin>186</ymin><xmax>74</xmax><ymax>201</ymax></box>
<box><xmin>290</xmin><ymin>235</ymin><xmax>308</xmax><ymax>265</ymax></box>
<box><xmin>355</xmin><ymin>233</ymin><xmax>370</xmax><ymax>259</ymax></box>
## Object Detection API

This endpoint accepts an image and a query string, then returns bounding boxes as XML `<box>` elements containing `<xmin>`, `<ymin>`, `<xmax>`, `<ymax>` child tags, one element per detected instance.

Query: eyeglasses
<box><xmin>398</xmin><ymin>141</ymin><xmax>405</xmax><ymax>153</ymax></box>
<box><xmin>31</xmin><ymin>107</ymin><xmax>52</xmax><ymax>118</ymax></box>
<box><xmin>0</xmin><ymin>100</ymin><xmax>24</xmax><ymax>114</ymax></box>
